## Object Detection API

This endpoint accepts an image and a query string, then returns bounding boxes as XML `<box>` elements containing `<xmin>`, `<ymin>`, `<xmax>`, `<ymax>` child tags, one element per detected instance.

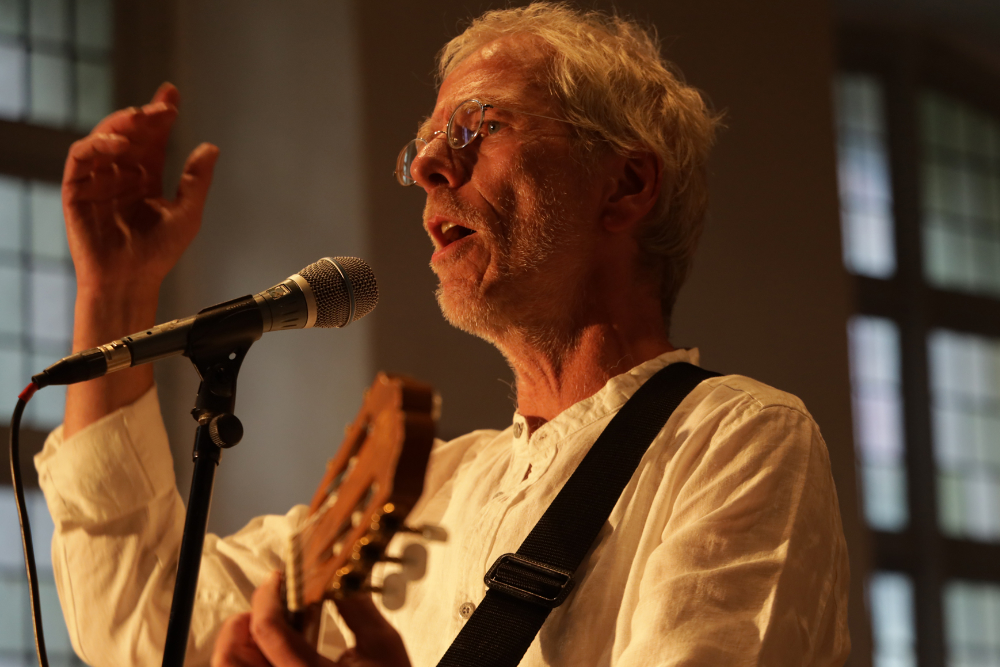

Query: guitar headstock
<box><xmin>285</xmin><ymin>373</ymin><xmax>438</xmax><ymax>618</ymax></box>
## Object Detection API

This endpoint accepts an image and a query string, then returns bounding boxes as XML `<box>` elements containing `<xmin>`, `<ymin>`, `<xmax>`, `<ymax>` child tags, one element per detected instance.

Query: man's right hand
<box><xmin>62</xmin><ymin>82</ymin><xmax>219</xmax><ymax>438</ymax></box>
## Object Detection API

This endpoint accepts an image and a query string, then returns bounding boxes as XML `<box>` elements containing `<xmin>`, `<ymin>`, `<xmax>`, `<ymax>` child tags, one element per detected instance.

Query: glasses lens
<box><xmin>448</xmin><ymin>100</ymin><xmax>484</xmax><ymax>149</ymax></box>
<box><xmin>395</xmin><ymin>138</ymin><xmax>425</xmax><ymax>186</ymax></box>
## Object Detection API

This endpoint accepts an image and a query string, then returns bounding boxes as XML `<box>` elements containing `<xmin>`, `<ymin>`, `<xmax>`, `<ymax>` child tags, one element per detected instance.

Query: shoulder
<box><xmin>659</xmin><ymin>372</ymin><xmax>828</xmax><ymax>477</ymax></box>
<box><xmin>696</xmin><ymin>374</ymin><xmax>813</xmax><ymax>416</ymax></box>
<box><xmin>674</xmin><ymin>373</ymin><xmax>819</xmax><ymax>437</ymax></box>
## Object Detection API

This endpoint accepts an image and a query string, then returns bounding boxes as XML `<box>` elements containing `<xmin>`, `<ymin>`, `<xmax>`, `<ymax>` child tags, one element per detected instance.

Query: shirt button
<box><xmin>459</xmin><ymin>601</ymin><xmax>476</xmax><ymax>619</ymax></box>
<box><xmin>513</xmin><ymin>423</ymin><xmax>523</xmax><ymax>438</ymax></box>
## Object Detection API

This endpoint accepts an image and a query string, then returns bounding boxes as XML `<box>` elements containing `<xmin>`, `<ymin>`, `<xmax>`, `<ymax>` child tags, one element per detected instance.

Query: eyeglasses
<box><xmin>395</xmin><ymin>98</ymin><xmax>572</xmax><ymax>186</ymax></box>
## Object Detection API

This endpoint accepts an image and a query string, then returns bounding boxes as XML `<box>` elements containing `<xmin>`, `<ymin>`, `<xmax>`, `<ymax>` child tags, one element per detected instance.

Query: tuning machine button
<box><xmin>381</xmin><ymin>543</ymin><xmax>428</xmax><ymax>581</ymax></box>
<box><xmin>378</xmin><ymin>573</ymin><xmax>407</xmax><ymax>610</ymax></box>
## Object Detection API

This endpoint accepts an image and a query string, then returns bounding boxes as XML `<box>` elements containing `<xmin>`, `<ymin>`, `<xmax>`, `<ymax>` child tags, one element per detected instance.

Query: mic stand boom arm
<box><xmin>161</xmin><ymin>297</ymin><xmax>263</xmax><ymax>667</ymax></box>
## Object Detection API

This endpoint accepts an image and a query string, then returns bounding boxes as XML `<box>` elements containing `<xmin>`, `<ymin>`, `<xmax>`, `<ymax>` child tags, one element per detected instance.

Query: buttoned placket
<box><xmin>450</xmin><ymin>415</ymin><xmax>560</xmax><ymax>626</ymax></box>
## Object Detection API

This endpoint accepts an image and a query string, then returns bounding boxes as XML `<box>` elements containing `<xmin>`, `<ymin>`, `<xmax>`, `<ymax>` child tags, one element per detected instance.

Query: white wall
<box><xmin>156</xmin><ymin>0</ymin><xmax>371</xmax><ymax>536</ymax></box>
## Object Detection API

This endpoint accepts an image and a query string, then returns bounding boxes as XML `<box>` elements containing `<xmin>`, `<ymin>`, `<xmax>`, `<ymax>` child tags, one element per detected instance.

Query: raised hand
<box><xmin>63</xmin><ymin>82</ymin><xmax>218</xmax><ymax>295</ymax></box>
<box><xmin>62</xmin><ymin>83</ymin><xmax>219</xmax><ymax>438</ymax></box>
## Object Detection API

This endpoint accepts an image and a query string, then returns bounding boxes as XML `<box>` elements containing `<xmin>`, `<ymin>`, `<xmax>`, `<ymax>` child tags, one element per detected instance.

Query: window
<box><xmin>871</xmin><ymin>571</ymin><xmax>918</xmax><ymax>667</ymax></box>
<box><xmin>0</xmin><ymin>0</ymin><xmax>114</xmax><ymax>131</ymax></box>
<box><xmin>0</xmin><ymin>1</ymin><xmax>114</xmax><ymax>664</ymax></box>
<box><xmin>837</xmin><ymin>31</ymin><xmax>1000</xmax><ymax>666</ymax></box>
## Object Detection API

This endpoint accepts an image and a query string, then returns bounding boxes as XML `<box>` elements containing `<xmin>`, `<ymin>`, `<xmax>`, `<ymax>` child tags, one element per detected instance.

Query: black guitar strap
<box><xmin>436</xmin><ymin>361</ymin><xmax>721</xmax><ymax>667</ymax></box>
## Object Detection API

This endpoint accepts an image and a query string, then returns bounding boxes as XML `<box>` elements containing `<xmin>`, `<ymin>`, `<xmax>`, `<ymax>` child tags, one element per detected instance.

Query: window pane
<box><xmin>27</xmin><ymin>352</ymin><xmax>66</xmax><ymax>428</ymax></box>
<box><xmin>0</xmin><ymin>573</ymin><xmax>27</xmax><ymax>654</ymax></box>
<box><xmin>921</xmin><ymin>91</ymin><xmax>1000</xmax><ymax>296</ymax></box>
<box><xmin>944</xmin><ymin>580</ymin><xmax>1000</xmax><ymax>666</ymax></box>
<box><xmin>0</xmin><ymin>177</ymin><xmax>76</xmax><ymax>431</ymax></box>
<box><xmin>29</xmin><ymin>0</ymin><xmax>69</xmax><ymax>43</ymax></box>
<box><xmin>29</xmin><ymin>50</ymin><xmax>71</xmax><ymax>126</ymax></box>
<box><xmin>0</xmin><ymin>0</ymin><xmax>25</xmax><ymax>38</ymax></box>
<box><xmin>0</xmin><ymin>487</ymin><xmax>77</xmax><ymax>664</ymax></box>
<box><xmin>0</xmin><ymin>263</ymin><xmax>23</xmax><ymax>337</ymax></box>
<box><xmin>74</xmin><ymin>59</ymin><xmax>110</xmax><ymax>129</ymax></box>
<box><xmin>28</xmin><ymin>181</ymin><xmax>66</xmax><ymax>260</ymax></box>
<box><xmin>0</xmin><ymin>175</ymin><xmax>23</xmax><ymax>253</ymax></box>
<box><xmin>849</xmin><ymin>315</ymin><xmax>907</xmax><ymax>530</ymax></box>
<box><xmin>835</xmin><ymin>74</ymin><xmax>896</xmax><ymax>278</ymax></box>
<box><xmin>74</xmin><ymin>0</ymin><xmax>111</xmax><ymax>51</ymax></box>
<box><xmin>0</xmin><ymin>348</ymin><xmax>25</xmax><ymax>400</ymax></box>
<box><xmin>0</xmin><ymin>41</ymin><xmax>26</xmax><ymax>119</ymax></box>
<box><xmin>871</xmin><ymin>572</ymin><xmax>916</xmax><ymax>667</ymax></box>
<box><xmin>929</xmin><ymin>329</ymin><xmax>1000</xmax><ymax>541</ymax></box>
<box><xmin>29</xmin><ymin>264</ymin><xmax>72</xmax><ymax>347</ymax></box>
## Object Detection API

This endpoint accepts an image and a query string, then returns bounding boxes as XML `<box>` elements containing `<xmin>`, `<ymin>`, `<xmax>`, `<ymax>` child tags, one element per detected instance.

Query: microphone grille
<box><xmin>298</xmin><ymin>256</ymin><xmax>378</xmax><ymax>328</ymax></box>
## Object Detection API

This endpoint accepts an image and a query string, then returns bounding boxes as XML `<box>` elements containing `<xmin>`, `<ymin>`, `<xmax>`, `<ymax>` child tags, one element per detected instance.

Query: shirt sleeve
<box><xmin>33</xmin><ymin>387</ymin><xmax>311</xmax><ymax>667</ymax></box>
<box><xmin>619</xmin><ymin>397</ymin><xmax>851</xmax><ymax>666</ymax></box>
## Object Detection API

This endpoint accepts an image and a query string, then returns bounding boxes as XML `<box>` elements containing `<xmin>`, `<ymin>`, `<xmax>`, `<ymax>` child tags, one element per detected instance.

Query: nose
<box><xmin>410</xmin><ymin>132</ymin><xmax>469</xmax><ymax>191</ymax></box>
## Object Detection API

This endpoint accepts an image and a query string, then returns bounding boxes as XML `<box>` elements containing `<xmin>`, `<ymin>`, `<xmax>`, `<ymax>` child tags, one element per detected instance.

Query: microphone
<box><xmin>32</xmin><ymin>257</ymin><xmax>378</xmax><ymax>388</ymax></box>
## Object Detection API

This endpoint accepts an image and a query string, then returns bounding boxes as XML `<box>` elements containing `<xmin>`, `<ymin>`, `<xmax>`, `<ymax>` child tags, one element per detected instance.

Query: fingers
<box><xmin>333</xmin><ymin>596</ymin><xmax>411</xmax><ymax>667</ymax></box>
<box><xmin>64</xmin><ymin>118</ymin><xmax>167</xmax><ymax>189</ymax></box>
<box><xmin>64</xmin><ymin>133</ymin><xmax>129</xmax><ymax>182</ymax></box>
<box><xmin>249</xmin><ymin>572</ymin><xmax>335</xmax><ymax>667</ymax></box>
<box><xmin>174</xmin><ymin>142</ymin><xmax>220</xmax><ymax>214</ymax></box>
<box><xmin>65</xmin><ymin>163</ymin><xmax>146</xmax><ymax>203</ymax></box>
<box><xmin>212</xmin><ymin>613</ymin><xmax>272</xmax><ymax>667</ymax></box>
<box><xmin>151</xmin><ymin>81</ymin><xmax>180</xmax><ymax>108</ymax></box>
<box><xmin>90</xmin><ymin>101</ymin><xmax>177</xmax><ymax>146</ymax></box>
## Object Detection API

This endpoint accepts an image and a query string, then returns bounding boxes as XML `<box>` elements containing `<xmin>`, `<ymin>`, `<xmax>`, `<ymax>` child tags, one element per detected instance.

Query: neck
<box><xmin>497</xmin><ymin>303</ymin><xmax>674</xmax><ymax>432</ymax></box>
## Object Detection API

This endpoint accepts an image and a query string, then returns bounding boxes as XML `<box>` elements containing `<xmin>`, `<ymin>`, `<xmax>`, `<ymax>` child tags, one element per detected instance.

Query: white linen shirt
<box><xmin>35</xmin><ymin>349</ymin><xmax>850</xmax><ymax>666</ymax></box>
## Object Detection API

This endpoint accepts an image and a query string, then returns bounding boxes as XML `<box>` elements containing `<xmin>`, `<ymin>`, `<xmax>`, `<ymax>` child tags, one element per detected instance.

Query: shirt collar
<box><xmin>510</xmin><ymin>348</ymin><xmax>701</xmax><ymax>450</ymax></box>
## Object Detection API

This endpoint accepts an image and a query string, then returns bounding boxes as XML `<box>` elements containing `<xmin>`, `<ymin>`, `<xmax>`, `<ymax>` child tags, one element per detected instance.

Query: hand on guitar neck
<box><xmin>213</xmin><ymin>373</ymin><xmax>438</xmax><ymax>667</ymax></box>
<box><xmin>211</xmin><ymin>571</ymin><xmax>411</xmax><ymax>667</ymax></box>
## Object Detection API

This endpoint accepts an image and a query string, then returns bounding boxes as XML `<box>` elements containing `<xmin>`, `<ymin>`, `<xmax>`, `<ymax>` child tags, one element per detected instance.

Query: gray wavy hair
<box><xmin>438</xmin><ymin>2</ymin><xmax>719</xmax><ymax>330</ymax></box>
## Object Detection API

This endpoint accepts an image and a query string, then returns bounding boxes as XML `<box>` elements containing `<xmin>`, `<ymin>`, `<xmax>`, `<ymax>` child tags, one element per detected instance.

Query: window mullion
<box><xmin>883</xmin><ymin>37</ymin><xmax>947</xmax><ymax>667</ymax></box>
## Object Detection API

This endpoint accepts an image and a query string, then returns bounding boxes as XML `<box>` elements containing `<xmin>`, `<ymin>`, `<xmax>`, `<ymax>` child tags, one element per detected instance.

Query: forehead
<box><xmin>433</xmin><ymin>36</ymin><xmax>559</xmax><ymax>118</ymax></box>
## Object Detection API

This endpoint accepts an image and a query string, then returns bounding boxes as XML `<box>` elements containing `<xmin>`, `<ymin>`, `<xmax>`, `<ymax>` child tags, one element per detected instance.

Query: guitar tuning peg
<box><xmin>381</xmin><ymin>543</ymin><xmax>427</xmax><ymax>581</ymax></box>
<box><xmin>403</xmin><ymin>524</ymin><xmax>448</xmax><ymax>542</ymax></box>
<box><xmin>377</xmin><ymin>572</ymin><xmax>407</xmax><ymax>611</ymax></box>
<box><xmin>401</xmin><ymin>543</ymin><xmax>427</xmax><ymax>581</ymax></box>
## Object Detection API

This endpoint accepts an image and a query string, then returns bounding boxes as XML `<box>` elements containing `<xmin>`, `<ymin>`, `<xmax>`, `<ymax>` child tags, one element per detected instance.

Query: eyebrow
<box><xmin>416</xmin><ymin>117</ymin><xmax>436</xmax><ymax>140</ymax></box>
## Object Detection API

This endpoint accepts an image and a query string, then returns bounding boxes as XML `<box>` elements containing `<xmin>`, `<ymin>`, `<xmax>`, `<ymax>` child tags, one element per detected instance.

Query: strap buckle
<box><xmin>484</xmin><ymin>554</ymin><xmax>575</xmax><ymax>608</ymax></box>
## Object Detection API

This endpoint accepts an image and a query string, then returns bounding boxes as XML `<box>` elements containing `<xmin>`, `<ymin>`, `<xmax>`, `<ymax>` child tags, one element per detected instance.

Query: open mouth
<box><xmin>439</xmin><ymin>221</ymin><xmax>476</xmax><ymax>247</ymax></box>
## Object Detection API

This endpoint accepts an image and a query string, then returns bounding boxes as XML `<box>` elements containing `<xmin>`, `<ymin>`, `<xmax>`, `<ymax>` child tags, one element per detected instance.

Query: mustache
<box><xmin>423</xmin><ymin>194</ymin><xmax>493</xmax><ymax>236</ymax></box>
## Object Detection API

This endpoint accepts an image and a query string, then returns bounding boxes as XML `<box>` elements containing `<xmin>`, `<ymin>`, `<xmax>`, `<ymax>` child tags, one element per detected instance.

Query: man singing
<box><xmin>36</xmin><ymin>3</ymin><xmax>850</xmax><ymax>666</ymax></box>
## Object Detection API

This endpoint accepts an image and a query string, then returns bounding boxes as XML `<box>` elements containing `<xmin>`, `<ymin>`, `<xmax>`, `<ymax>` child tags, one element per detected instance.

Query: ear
<box><xmin>600</xmin><ymin>151</ymin><xmax>662</xmax><ymax>234</ymax></box>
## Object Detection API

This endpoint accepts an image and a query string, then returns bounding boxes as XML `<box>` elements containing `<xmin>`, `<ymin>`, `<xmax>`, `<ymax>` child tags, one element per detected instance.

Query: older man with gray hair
<box><xmin>37</xmin><ymin>3</ymin><xmax>850</xmax><ymax>666</ymax></box>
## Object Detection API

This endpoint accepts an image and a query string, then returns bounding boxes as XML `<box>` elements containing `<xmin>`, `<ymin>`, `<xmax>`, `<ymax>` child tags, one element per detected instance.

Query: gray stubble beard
<box><xmin>434</xmin><ymin>161</ymin><xmax>588</xmax><ymax>369</ymax></box>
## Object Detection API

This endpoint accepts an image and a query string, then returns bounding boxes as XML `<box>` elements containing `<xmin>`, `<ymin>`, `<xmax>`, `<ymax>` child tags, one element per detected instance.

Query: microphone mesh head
<box><xmin>298</xmin><ymin>256</ymin><xmax>378</xmax><ymax>328</ymax></box>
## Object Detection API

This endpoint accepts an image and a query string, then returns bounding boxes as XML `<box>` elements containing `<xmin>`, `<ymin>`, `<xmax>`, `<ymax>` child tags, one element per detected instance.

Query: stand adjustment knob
<box><xmin>209</xmin><ymin>413</ymin><xmax>244</xmax><ymax>448</ymax></box>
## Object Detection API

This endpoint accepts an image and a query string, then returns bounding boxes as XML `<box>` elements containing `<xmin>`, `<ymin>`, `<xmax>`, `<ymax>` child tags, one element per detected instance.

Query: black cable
<box><xmin>10</xmin><ymin>382</ymin><xmax>49</xmax><ymax>667</ymax></box>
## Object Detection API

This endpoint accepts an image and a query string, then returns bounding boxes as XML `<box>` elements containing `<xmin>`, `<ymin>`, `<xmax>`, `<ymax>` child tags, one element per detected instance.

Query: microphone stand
<box><xmin>161</xmin><ymin>299</ymin><xmax>262</xmax><ymax>667</ymax></box>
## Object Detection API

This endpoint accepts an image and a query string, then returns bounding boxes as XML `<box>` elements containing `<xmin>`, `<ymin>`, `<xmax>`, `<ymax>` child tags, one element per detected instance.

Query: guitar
<box><xmin>283</xmin><ymin>373</ymin><xmax>441</xmax><ymax>642</ymax></box>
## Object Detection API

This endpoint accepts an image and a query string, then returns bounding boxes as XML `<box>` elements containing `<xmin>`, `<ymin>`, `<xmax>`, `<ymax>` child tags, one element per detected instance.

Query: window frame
<box><xmin>841</xmin><ymin>25</ymin><xmax>1000</xmax><ymax>667</ymax></box>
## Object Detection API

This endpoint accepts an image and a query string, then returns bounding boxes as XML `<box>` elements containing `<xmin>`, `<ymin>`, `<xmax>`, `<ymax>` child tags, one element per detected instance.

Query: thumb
<box><xmin>175</xmin><ymin>142</ymin><xmax>220</xmax><ymax>214</ymax></box>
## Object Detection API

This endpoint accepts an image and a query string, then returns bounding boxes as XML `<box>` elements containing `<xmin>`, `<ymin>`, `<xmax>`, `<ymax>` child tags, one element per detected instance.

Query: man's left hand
<box><xmin>211</xmin><ymin>571</ymin><xmax>411</xmax><ymax>667</ymax></box>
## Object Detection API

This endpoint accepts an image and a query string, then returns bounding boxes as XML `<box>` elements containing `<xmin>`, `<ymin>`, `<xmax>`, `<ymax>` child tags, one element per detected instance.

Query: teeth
<box><xmin>441</xmin><ymin>221</ymin><xmax>456</xmax><ymax>234</ymax></box>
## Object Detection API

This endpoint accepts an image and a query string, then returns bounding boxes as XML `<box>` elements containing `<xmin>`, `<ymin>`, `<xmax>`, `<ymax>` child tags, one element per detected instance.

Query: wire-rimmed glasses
<box><xmin>396</xmin><ymin>99</ymin><xmax>496</xmax><ymax>186</ymax></box>
<box><xmin>395</xmin><ymin>98</ymin><xmax>572</xmax><ymax>186</ymax></box>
